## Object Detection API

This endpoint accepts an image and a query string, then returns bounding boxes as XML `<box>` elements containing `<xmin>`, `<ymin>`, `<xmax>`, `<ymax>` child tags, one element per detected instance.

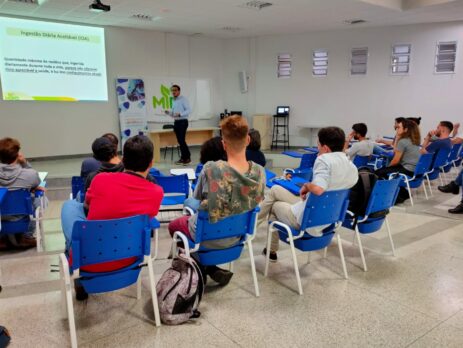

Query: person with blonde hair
<box><xmin>168</xmin><ymin>115</ymin><xmax>265</xmax><ymax>286</ymax></box>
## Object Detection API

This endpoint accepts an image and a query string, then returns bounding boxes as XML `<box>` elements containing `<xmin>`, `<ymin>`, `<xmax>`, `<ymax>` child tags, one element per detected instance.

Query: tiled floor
<box><xmin>2</xmin><ymin>157</ymin><xmax>463</xmax><ymax>347</ymax></box>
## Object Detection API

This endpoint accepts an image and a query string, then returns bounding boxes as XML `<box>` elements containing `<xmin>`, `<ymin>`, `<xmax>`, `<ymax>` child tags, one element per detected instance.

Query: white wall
<box><xmin>0</xmin><ymin>27</ymin><xmax>224</xmax><ymax>158</ymax></box>
<box><xmin>224</xmin><ymin>21</ymin><xmax>463</xmax><ymax>146</ymax></box>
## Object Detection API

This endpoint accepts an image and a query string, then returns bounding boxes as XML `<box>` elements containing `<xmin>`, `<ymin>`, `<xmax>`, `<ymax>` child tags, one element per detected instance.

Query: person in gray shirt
<box><xmin>375</xmin><ymin>119</ymin><xmax>421</xmax><ymax>203</ymax></box>
<box><xmin>345</xmin><ymin>123</ymin><xmax>375</xmax><ymax>160</ymax></box>
<box><xmin>0</xmin><ymin>137</ymin><xmax>43</xmax><ymax>249</ymax></box>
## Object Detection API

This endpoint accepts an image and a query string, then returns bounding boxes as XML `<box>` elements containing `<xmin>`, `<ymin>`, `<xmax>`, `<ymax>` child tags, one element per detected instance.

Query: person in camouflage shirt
<box><xmin>168</xmin><ymin>115</ymin><xmax>265</xmax><ymax>286</ymax></box>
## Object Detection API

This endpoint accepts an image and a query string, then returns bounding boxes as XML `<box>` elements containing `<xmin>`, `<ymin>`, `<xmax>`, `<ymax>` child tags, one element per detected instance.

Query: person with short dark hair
<box><xmin>165</xmin><ymin>84</ymin><xmax>191</xmax><ymax>165</ymax></box>
<box><xmin>421</xmin><ymin>121</ymin><xmax>453</xmax><ymax>154</ymax></box>
<box><xmin>80</xmin><ymin>133</ymin><xmax>120</xmax><ymax>179</ymax></box>
<box><xmin>84</xmin><ymin>137</ymin><xmax>124</xmax><ymax>193</ymax></box>
<box><xmin>199</xmin><ymin>136</ymin><xmax>227</xmax><ymax>164</ymax></box>
<box><xmin>0</xmin><ymin>137</ymin><xmax>43</xmax><ymax>249</ymax></box>
<box><xmin>61</xmin><ymin>135</ymin><xmax>164</xmax><ymax>300</ymax></box>
<box><xmin>258</xmin><ymin>127</ymin><xmax>358</xmax><ymax>261</ymax></box>
<box><xmin>246</xmin><ymin>129</ymin><xmax>266</xmax><ymax>167</ymax></box>
<box><xmin>345</xmin><ymin>123</ymin><xmax>374</xmax><ymax>160</ymax></box>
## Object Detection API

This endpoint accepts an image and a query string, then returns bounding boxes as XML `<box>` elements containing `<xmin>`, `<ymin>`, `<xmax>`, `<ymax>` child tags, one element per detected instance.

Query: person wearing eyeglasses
<box><xmin>165</xmin><ymin>84</ymin><xmax>191</xmax><ymax>165</ymax></box>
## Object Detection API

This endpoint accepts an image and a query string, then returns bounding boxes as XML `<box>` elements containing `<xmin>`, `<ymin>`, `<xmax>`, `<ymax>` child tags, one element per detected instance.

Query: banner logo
<box><xmin>152</xmin><ymin>84</ymin><xmax>173</xmax><ymax>109</ymax></box>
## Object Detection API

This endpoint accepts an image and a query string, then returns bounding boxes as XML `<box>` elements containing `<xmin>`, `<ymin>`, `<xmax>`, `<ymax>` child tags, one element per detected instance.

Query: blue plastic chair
<box><xmin>284</xmin><ymin>152</ymin><xmax>317</xmax><ymax>179</ymax></box>
<box><xmin>59</xmin><ymin>215</ymin><xmax>161</xmax><ymax>348</ymax></box>
<box><xmin>171</xmin><ymin>208</ymin><xmax>260</xmax><ymax>296</ymax></box>
<box><xmin>423</xmin><ymin>148</ymin><xmax>452</xmax><ymax>193</ymax></box>
<box><xmin>342</xmin><ymin>179</ymin><xmax>401</xmax><ymax>271</ymax></box>
<box><xmin>388</xmin><ymin>153</ymin><xmax>433</xmax><ymax>206</ymax></box>
<box><xmin>265</xmin><ymin>189</ymin><xmax>350</xmax><ymax>295</ymax></box>
<box><xmin>0</xmin><ymin>189</ymin><xmax>44</xmax><ymax>252</ymax></box>
<box><xmin>265</xmin><ymin>168</ymin><xmax>277</xmax><ymax>188</ymax></box>
<box><xmin>191</xmin><ymin>163</ymin><xmax>204</xmax><ymax>191</ymax></box>
<box><xmin>352</xmin><ymin>155</ymin><xmax>370</xmax><ymax>168</ymax></box>
<box><xmin>71</xmin><ymin>176</ymin><xmax>85</xmax><ymax>201</ymax></box>
<box><xmin>154</xmin><ymin>174</ymin><xmax>190</xmax><ymax>222</ymax></box>
<box><xmin>441</xmin><ymin>143</ymin><xmax>462</xmax><ymax>182</ymax></box>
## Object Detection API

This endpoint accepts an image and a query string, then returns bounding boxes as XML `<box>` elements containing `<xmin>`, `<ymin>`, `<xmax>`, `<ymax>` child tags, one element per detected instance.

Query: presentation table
<box><xmin>149</xmin><ymin>127</ymin><xmax>219</xmax><ymax>163</ymax></box>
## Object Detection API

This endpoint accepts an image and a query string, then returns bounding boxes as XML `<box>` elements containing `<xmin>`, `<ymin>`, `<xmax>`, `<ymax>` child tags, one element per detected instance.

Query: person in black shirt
<box><xmin>246</xmin><ymin>128</ymin><xmax>266</xmax><ymax>167</ymax></box>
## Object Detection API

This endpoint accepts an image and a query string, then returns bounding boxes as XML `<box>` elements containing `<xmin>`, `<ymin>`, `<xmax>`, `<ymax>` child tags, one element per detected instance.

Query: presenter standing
<box><xmin>165</xmin><ymin>84</ymin><xmax>191</xmax><ymax>165</ymax></box>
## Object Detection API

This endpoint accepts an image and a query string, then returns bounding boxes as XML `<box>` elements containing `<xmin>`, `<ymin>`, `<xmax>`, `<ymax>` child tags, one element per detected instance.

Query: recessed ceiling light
<box><xmin>222</xmin><ymin>26</ymin><xmax>241</xmax><ymax>32</ymax></box>
<box><xmin>131</xmin><ymin>14</ymin><xmax>162</xmax><ymax>22</ymax></box>
<box><xmin>6</xmin><ymin>0</ymin><xmax>48</xmax><ymax>5</ymax></box>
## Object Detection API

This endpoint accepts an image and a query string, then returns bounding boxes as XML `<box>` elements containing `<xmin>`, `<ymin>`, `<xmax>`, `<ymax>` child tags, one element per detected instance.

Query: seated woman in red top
<box><xmin>61</xmin><ymin>135</ymin><xmax>164</xmax><ymax>300</ymax></box>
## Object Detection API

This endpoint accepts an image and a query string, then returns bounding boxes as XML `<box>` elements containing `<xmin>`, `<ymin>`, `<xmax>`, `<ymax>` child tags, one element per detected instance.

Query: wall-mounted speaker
<box><xmin>239</xmin><ymin>71</ymin><xmax>248</xmax><ymax>93</ymax></box>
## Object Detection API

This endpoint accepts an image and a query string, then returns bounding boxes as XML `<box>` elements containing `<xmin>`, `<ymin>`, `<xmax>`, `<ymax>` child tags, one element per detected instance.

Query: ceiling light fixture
<box><xmin>89</xmin><ymin>0</ymin><xmax>110</xmax><ymax>13</ymax></box>
<box><xmin>344</xmin><ymin>19</ymin><xmax>367</xmax><ymax>25</ymax></box>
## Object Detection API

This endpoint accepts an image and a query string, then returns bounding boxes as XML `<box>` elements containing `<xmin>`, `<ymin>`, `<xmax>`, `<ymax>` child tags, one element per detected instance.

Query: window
<box><xmin>435</xmin><ymin>41</ymin><xmax>457</xmax><ymax>73</ymax></box>
<box><xmin>351</xmin><ymin>47</ymin><xmax>368</xmax><ymax>75</ymax></box>
<box><xmin>312</xmin><ymin>50</ymin><xmax>328</xmax><ymax>76</ymax></box>
<box><xmin>277</xmin><ymin>53</ymin><xmax>291</xmax><ymax>78</ymax></box>
<box><xmin>391</xmin><ymin>44</ymin><xmax>411</xmax><ymax>75</ymax></box>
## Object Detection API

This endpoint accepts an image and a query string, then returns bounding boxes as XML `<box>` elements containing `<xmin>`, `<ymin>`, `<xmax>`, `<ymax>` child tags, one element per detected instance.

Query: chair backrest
<box><xmin>0</xmin><ymin>189</ymin><xmax>33</xmax><ymax>216</ymax></box>
<box><xmin>71</xmin><ymin>176</ymin><xmax>85</xmax><ymax>199</ymax></box>
<box><xmin>298</xmin><ymin>153</ymin><xmax>317</xmax><ymax>170</ymax></box>
<box><xmin>448</xmin><ymin>143</ymin><xmax>462</xmax><ymax>162</ymax></box>
<box><xmin>265</xmin><ymin>169</ymin><xmax>276</xmax><ymax>181</ymax></box>
<box><xmin>194</xmin><ymin>208</ymin><xmax>258</xmax><ymax>244</ymax></box>
<box><xmin>149</xmin><ymin>168</ymin><xmax>162</xmax><ymax>177</ymax></box>
<box><xmin>195</xmin><ymin>163</ymin><xmax>204</xmax><ymax>176</ymax></box>
<box><xmin>413</xmin><ymin>153</ymin><xmax>434</xmax><ymax>176</ymax></box>
<box><xmin>353</xmin><ymin>155</ymin><xmax>370</xmax><ymax>168</ymax></box>
<box><xmin>71</xmin><ymin>215</ymin><xmax>151</xmax><ymax>271</ymax></box>
<box><xmin>300</xmin><ymin>189</ymin><xmax>350</xmax><ymax>230</ymax></box>
<box><xmin>154</xmin><ymin>174</ymin><xmax>189</xmax><ymax>196</ymax></box>
<box><xmin>433</xmin><ymin>148</ymin><xmax>452</xmax><ymax>169</ymax></box>
<box><xmin>364</xmin><ymin>179</ymin><xmax>401</xmax><ymax>216</ymax></box>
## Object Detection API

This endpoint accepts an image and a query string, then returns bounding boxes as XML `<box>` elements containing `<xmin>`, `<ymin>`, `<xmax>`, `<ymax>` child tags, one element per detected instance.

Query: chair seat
<box><xmin>161</xmin><ymin>195</ymin><xmax>187</xmax><ymax>206</ymax></box>
<box><xmin>1</xmin><ymin>216</ymin><xmax>30</xmax><ymax>234</ymax></box>
<box><xmin>398</xmin><ymin>175</ymin><xmax>425</xmax><ymax>189</ymax></box>
<box><xmin>272</xmin><ymin>222</ymin><xmax>335</xmax><ymax>251</ymax></box>
<box><xmin>343</xmin><ymin>216</ymin><xmax>386</xmax><ymax>234</ymax></box>
<box><xmin>77</xmin><ymin>256</ymin><xmax>144</xmax><ymax>293</ymax></box>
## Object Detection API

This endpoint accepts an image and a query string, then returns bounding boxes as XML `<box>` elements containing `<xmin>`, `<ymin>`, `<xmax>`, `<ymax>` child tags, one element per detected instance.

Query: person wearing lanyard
<box><xmin>165</xmin><ymin>84</ymin><xmax>191</xmax><ymax>165</ymax></box>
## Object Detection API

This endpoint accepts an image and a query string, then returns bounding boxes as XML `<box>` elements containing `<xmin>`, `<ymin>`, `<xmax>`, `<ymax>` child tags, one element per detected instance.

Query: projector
<box><xmin>89</xmin><ymin>0</ymin><xmax>110</xmax><ymax>13</ymax></box>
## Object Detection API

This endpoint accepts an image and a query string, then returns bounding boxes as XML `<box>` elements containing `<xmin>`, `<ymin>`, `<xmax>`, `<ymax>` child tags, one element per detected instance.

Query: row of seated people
<box><xmin>343</xmin><ymin>118</ymin><xmax>460</xmax><ymax>205</ymax></box>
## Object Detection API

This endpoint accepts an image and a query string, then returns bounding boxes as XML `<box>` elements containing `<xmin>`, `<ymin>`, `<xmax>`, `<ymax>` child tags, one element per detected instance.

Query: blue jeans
<box><xmin>183</xmin><ymin>197</ymin><xmax>200</xmax><ymax>211</ymax></box>
<box><xmin>61</xmin><ymin>200</ymin><xmax>86</xmax><ymax>251</ymax></box>
<box><xmin>455</xmin><ymin>169</ymin><xmax>463</xmax><ymax>186</ymax></box>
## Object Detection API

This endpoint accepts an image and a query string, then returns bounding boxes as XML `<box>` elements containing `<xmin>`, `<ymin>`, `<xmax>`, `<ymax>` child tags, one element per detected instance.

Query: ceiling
<box><xmin>0</xmin><ymin>0</ymin><xmax>462</xmax><ymax>38</ymax></box>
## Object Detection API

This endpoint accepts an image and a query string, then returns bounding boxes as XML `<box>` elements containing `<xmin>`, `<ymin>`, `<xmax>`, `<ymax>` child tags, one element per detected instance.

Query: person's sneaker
<box><xmin>262</xmin><ymin>248</ymin><xmax>278</xmax><ymax>262</ymax></box>
<box><xmin>205</xmin><ymin>266</ymin><xmax>233</xmax><ymax>286</ymax></box>
<box><xmin>448</xmin><ymin>203</ymin><xmax>463</xmax><ymax>214</ymax></box>
<box><xmin>182</xmin><ymin>159</ymin><xmax>191</xmax><ymax>166</ymax></box>
<box><xmin>74</xmin><ymin>282</ymin><xmax>89</xmax><ymax>301</ymax></box>
<box><xmin>438</xmin><ymin>181</ymin><xmax>460</xmax><ymax>195</ymax></box>
<box><xmin>15</xmin><ymin>236</ymin><xmax>37</xmax><ymax>249</ymax></box>
<box><xmin>175</xmin><ymin>159</ymin><xmax>184</xmax><ymax>165</ymax></box>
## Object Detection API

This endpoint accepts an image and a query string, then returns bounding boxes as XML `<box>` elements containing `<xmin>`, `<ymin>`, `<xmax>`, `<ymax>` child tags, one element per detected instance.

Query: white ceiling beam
<box><xmin>402</xmin><ymin>0</ymin><xmax>459</xmax><ymax>10</ymax></box>
<box><xmin>356</xmin><ymin>0</ymin><xmax>404</xmax><ymax>11</ymax></box>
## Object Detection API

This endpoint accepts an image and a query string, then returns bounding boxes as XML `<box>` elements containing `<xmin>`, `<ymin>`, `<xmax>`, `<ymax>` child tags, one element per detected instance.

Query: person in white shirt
<box><xmin>258</xmin><ymin>127</ymin><xmax>358</xmax><ymax>261</ymax></box>
<box><xmin>345</xmin><ymin>123</ymin><xmax>375</xmax><ymax>160</ymax></box>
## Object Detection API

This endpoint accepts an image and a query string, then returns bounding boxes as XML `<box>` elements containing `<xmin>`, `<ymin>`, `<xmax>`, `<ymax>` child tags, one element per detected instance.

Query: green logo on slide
<box><xmin>152</xmin><ymin>84</ymin><xmax>173</xmax><ymax>109</ymax></box>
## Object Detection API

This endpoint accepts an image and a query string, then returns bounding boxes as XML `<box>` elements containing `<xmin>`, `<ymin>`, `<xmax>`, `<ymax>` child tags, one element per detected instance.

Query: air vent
<box><xmin>131</xmin><ymin>14</ymin><xmax>161</xmax><ymax>22</ymax></box>
<box><xmin>239</xmin><ymin>1</ymin><xmax>273</xmax><ymax>10</ymax></box>
<box><xmin>7</xmin><ymin>0</ymin><xmax>48</xmax><ymax>4</ymax></box>
<box><xmin>222</xmin><ymin>26</ymin><xmax>241</xmax><ymax>32</ymax></box>
<box><xmin>344</xmin><ymin>19</ymin><xmax>367</xmax><ymax>25</ymax></box>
